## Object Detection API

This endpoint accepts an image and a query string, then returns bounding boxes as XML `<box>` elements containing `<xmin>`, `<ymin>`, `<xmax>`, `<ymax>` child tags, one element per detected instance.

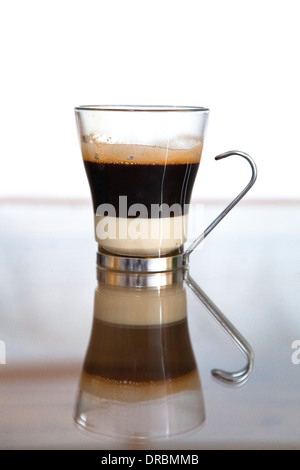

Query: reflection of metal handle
<box><xmin>185</xmin><ymin>272</ymin><xmax>254</xmax><ymax>386</ymax></box>
<box><xmin>185</xmin><ymin>151</ymin><xmax>257</xmax><ymax>259</ymax></box>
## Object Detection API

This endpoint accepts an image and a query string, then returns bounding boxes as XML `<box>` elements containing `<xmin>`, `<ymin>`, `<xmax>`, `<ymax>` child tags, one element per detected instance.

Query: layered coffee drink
<box><xmin>74</xmin><ymin>107</ymin><xmax>209</xmax><ymax>438</ymax></box>
<box><xmin>81</xmin><ymin>136</ymin><xmax>203</xmax><ymax>256</ymax></box>
<box><xmin>80</xmin><ymin>282</ymin><xmax>200</xmax><ymax>400</ymax></box>
<box><xmin>76</xmin><ymin>280</ymin><xmax>205</xmax><ymax>437</ymax></box>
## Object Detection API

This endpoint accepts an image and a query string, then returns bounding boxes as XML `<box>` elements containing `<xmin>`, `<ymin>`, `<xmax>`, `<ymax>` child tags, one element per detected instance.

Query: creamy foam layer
<box><xmin>94</xmin><ymin>283</ymin><xmax>187</xmax><ymax>326</ymax></box>
<box><xmin>79</xmin><ymin>369</ymin><xmax>201</xmax><ymax>403</ymax></box>
<box><xmin>95</xmin><ymin>214</ymin><xmax>188</xmax><ymax>256</ymax></box>
<box><xmin>81</xmin><ymin>139</ymin><xmax>203</xmax><ymax>165</ymax></box>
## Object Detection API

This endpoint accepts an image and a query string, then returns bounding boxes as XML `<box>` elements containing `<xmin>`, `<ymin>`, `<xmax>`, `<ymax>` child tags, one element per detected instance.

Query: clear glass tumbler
<box><xmin>75</xmin><ymin>105</ymin><xmax>209</xmax><ymax>258</ymax></box>
<box><xmin>74</xmin><ymin>270</ymin><xmax>205</xmax><ymax>440</ymax></box>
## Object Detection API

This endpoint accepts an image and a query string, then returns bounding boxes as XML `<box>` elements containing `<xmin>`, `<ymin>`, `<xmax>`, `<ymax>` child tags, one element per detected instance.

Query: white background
<box><xmin>1</xmin><ymin>0</ymin><xmax>299</xmax><ymax>201</ymax></box>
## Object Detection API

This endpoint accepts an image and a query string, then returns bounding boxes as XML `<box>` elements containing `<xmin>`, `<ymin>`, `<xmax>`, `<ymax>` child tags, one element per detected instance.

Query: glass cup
<box><xmin>74</xmin><ymin>105</ymin><xmax>256</xmax><ymax>441</ymax></box>
<box><xmin>74</xmin><ymin>270</ymin><xmax>205</xmax><ymax>440</ymax></box>
<box><xmin>75</xmin><ymin>105</ymin><xmax>209</xmax><ymax>258</ymax></box>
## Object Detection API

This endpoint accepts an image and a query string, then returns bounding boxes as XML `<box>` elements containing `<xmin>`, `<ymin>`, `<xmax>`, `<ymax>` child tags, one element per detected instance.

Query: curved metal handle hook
<box><xmin>185</xmin><ymin>272</ymin><xmax>254</xmax><ymax>386</ymax></box>
<box><xmin>185</xmin><ymin>151</ymin><xmax>257</xmax><ymax>260</ymax></box>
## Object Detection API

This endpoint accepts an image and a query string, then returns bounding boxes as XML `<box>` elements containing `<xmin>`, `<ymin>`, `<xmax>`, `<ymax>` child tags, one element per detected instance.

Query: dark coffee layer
<box><xmin>84</xmin><ymin>161</ymin><xmax>199</xmax><ymax>217</ymax></box>
<box><xmin>83</xmin><ymin>318</ymin><xmax>196</xmax><ymax>382</ymax></box>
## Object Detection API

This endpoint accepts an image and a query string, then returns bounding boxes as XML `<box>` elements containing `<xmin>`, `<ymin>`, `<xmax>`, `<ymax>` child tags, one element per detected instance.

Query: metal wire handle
<box><xmin>185</xmin><ymin>273</ymin><xmax>254</xmax><ymax>386</ymax></box>
<box><xmin>184</xmin><ymin>151</ymin><xmax>257</xmax><ymax>385</ymax></box>
<box><xmin>184</xmin><ymin>151</ymin><xmax>257</xmax><ymax>260</ymax></box>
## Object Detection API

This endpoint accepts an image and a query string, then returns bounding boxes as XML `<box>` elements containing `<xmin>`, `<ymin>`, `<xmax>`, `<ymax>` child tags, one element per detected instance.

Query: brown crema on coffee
<box><xmin>81</xmin><ymin>137</ymin><xmax>203</xmax><ymax>165</ymax></box>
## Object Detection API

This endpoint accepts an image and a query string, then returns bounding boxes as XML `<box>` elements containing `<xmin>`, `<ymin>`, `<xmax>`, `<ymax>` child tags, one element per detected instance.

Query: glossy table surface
<box><xmin>1</xmin><ymin>200</ymin><xmax>299</xmax><ymax>449</ymax></box>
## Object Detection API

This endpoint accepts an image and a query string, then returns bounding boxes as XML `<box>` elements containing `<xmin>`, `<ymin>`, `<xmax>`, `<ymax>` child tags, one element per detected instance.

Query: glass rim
<box><xmin>74</xmin><ymin>105</ymin><xmax>210</xmax><ymax>113</ymax></box>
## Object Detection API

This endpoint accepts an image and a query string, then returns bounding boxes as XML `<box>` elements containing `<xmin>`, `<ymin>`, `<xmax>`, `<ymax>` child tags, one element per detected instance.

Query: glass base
<box><xmin>74</xmin><ymin>380</ymin><xmax>205</xmax><ymax>441</ymax></box>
